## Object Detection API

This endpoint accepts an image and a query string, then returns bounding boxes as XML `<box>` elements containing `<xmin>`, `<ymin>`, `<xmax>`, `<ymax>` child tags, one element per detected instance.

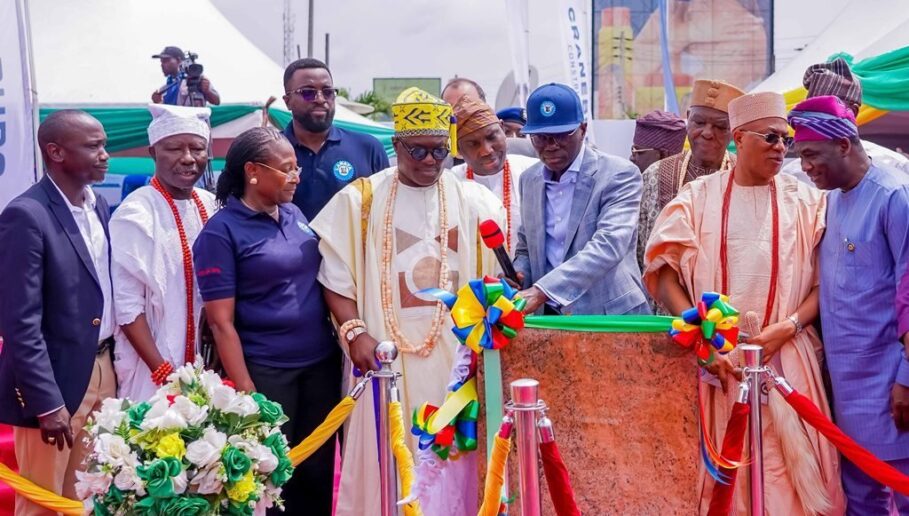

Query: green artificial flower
<box><xmin>159</xmin><ymin>495</ymin><xmax>213</xmax><ymax>516</ymax></box>
<box><xmin>136</xmin><ymin>457</ymin><xmax>182</xmax><ymax>499</ymax></box>
<box><xmin>221</xmin><ymin>445</ymin><xmax>252</xmax><ymax>483</ymax></box>
<box><xmin>251</xmin><ymin>393</ymin><xmax>284</xmax><ymax>425</ymax></box>
<box><xmin>269</xmin><ymin>456</ymin><xmax>294</xmax><ymax>487</ymax></box>
<box><xmin>224</xmin><ymin>500</ymin><xmax>255</xmax><ymax>516</ymax></box>
<box><xmin>127</xmin><ymin>402</ymin><xmax>152</xmax><ymax>430</ymax></box>
<box><xmin>262</xmin><ymin>433</ymin><xmax>287</xmax><ymax>459</ymax></box>
<box><xmin>92</xmin><ymin>497</ymin><xmax>112</xmax><ymax>516</ymax></box>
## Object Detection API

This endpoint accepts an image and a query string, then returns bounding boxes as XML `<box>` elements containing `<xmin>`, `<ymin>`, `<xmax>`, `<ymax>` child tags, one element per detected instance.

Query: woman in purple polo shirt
<box><xmin>192</xmin><ymin>127</ymin><xmax>339</xmax><ymax>514</ymax></box>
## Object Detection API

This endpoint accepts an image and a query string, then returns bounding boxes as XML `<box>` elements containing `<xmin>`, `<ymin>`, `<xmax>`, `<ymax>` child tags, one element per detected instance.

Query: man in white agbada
<box><xmin>449</xmin><ymin>96</ymin><xmax>537</xmax><ymax>253</ymax></box>
<box><xmin>311</xmin><ymin>87</ymin><xmax>504</xmax><ymax>516</ymax></box>
<box><xmin>110</xmin><ymin>104</ymin><xmax>218</xmax><ymax>401</ymax></box>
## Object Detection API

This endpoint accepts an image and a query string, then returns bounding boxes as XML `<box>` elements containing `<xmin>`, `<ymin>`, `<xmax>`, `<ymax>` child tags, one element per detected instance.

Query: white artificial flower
<box><xmin>113</xmin><ymin>465</ymin><xmax>146</xmax><ymax>496</ymax></box>
<box><xmin>171</xmin><ymin>395</ymin><xmax>209</xmax><ymax>427</ymax></box>
<box><xmin>94</xmin><ymin>434</ymin><xmax>134</xmax><ymax>468</ymax></box>
<box><xmin>210</xmin><ymin>384</ymin><xmax>236</xmax><ymax>411</ymax></box>
<box><xmin>222</xmin><ymin>394</ymin><xmax>259</xmax><ymax>417</ymax></box>
<box><xmin>199</xmin><ymin>370</ymin><xmax>224</xmax><ymax>395</ymax></box>
<box><xmin>74</xmin><ymin>470</ymin><xmax>112</xmax><ymax>500</ymax></box>
<box><xmin>94</xmin><ymin>398</ymin><xmax>126</xmax><ymax>432</ymax></box>
<box><xmin>168</xmin><ymin>363</ymin><xmax>197</xmax><ymax>386</ymax></box>
<box><xmin>186</xmin><ymin>427</ymin><xmax>227</xmax><ymax>468</ymax></box>
<box><xmin>172</xmin><ymin>469</ymin><xmax>188</xmax><ymax>495</ymax></box>
<box><xmin>140</xmin><ymin>398</ymin><xmax>188</xmax><ymax>431</ymax></box>
<box><xmin>189</xmin><ymin>463</ymin><xmax>224</xmax><ymax>495</ymax></box>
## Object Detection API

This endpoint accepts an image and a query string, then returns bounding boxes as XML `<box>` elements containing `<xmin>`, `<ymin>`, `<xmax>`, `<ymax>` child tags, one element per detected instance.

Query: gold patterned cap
<box><xmin>690</xmin><ymin>79</ymin><xmax>746</xmax><ymax>113</ymax></box>
<box><xmin>392</xmin><ymin>87</ymin><xmax>453</xmax><ymax>137</ymax></box>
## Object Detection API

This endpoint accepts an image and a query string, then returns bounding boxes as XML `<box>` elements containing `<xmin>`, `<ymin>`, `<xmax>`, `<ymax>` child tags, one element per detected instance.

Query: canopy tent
<box><xmin>751</xmin><ymin>0</ymin><xmax>909</xmax><ymax>149</ymax></box>
<box><xmin>29</xmin><ymin>0</ymin><xmax>393</xmax><ymax>174</ymax></box>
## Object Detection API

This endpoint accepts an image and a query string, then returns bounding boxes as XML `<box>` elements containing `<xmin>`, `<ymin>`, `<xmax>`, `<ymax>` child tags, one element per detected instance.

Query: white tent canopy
<box><xmin>753</xmin><ymin>0</ymin><xmax>909</xmax><ymax>93</ymax></box>
<box><xmin>28</xmin><ymin>0</ymin><xmax>383</xmax><ymax>127</ymax></box>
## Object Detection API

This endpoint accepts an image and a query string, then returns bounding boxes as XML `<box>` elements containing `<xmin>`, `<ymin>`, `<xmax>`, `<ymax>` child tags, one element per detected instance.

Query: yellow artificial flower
<box><xmin>226</xmin><ymin>471</ymin><xmax>257</xmax><ymax>503</ymax></box>
<box><xmin>154</xmin><ymin>432</ymin><xmax>186</xmax><ymax>460</ymax></box>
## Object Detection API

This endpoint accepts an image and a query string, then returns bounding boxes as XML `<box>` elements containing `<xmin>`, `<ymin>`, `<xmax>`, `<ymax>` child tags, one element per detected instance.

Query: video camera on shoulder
<box><xmin>180</xmin><ymin>51</ymin><xmax>204</xmax><ymax>92</ymax></box>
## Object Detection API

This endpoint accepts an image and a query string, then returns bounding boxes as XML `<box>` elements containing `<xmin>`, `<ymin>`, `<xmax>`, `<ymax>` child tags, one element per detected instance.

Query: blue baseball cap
<box><xmin>522</xmin><ymin>83</ymin><xmax>584</xmax><ymax>134</ymax></box>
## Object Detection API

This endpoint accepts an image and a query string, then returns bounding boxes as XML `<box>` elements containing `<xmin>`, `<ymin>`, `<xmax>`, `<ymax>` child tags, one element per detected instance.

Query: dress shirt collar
<box><xmin>48</xmin><ymin>174</ymin><xmax>97</xmax><ymax>212</ymax></box>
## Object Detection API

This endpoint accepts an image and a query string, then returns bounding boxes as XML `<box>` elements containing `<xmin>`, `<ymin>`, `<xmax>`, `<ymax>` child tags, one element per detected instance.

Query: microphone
<box><xmin>479</xmin><ymin>219</ymin><xmax>520</xmax><ymax>284</ymax></box>
<box><xmin>744</xmin><ymin>311</ymin><xmax>762</xmax><ymax>340</ymax></box>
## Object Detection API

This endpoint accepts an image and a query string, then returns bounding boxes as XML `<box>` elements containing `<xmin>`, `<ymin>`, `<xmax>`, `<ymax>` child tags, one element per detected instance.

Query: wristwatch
<box><xmin>787</xmin><ymin>313</ymin><xmax>804</xmax><ymax>334</ymax></box>
<box><xmin>345</xmin><ymin>325</ymin><xmax>367</xmax><ymax>344</ymax></box>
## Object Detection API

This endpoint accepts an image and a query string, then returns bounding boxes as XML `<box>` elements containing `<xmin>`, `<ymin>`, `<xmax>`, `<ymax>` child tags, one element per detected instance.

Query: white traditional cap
<box><xmin>147</xmin><ymin>104</ymin><xmax>211</xmax><ymax>146</ymax></box>
<box><xmin>728</xmin><ymin>92</ymin><xmax>787</xmax><ymax>129</ymax></box>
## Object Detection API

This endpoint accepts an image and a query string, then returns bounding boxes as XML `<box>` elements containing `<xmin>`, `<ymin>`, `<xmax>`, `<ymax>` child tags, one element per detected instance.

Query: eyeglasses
<box><xmin>742</xmin><ymin>130</ymin><xmax>793</xmax><ymax>148</ymax></box>
<box><xmin>398</xmin><ymin>139</ymin><xmax>449</xmax><ymax>162</ymax></box>
<box><xmin>254</xmin><ymin>162</ymin><xmax>301</xmax><ymax>182</ymax></box>
<box><xmin>529</xmin><ymin>127</ymin><xmax>581</xmax><ymax>146</ymax></box>
<box><xmin>287</xmin><ymin>87</ymin><xmax>338</xmax><ymax>102</ymax></box>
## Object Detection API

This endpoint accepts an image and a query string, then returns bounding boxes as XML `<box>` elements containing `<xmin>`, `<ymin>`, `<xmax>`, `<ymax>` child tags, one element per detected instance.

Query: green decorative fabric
<box><xmin>830</xmin><ymin>48</ymin><xmax>909</xmax><ymax>111</ymax></box>
<box><xmin>523</xmin><ymin>314</ymin><xmax>677</xmax><ymax>333</ymax></box>
<box><xmin>39</xmin><ymin>105</ymin><xmax>260</xmax><ymax>153</ymax></box>
<box><xmin>266</xmin><ymin>108</ymin><xmax>395</xmax><ymax>157</ymax></box>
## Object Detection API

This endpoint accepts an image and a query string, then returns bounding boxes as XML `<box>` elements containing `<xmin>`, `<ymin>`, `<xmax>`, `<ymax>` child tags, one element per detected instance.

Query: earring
<box><xmin>250</xmin><ymin>177</ymin><xmax>258</xmax><ymax>185</ymax></box>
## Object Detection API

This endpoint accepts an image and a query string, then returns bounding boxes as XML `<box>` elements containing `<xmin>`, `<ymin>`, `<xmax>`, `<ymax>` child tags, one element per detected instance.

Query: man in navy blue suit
<box><xmin>0</xmin><ymin>110</ymin><xmax>116</xmax><ymax>515</ymax></box>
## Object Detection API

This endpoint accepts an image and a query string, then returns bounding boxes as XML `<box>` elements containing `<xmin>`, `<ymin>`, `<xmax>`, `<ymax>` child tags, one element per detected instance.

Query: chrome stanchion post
<box><xmin>510</xmin><ymin>378</ymin><xmax>542</xmax><ymax>516</ymax></box>
<box><xmin>374</xmin><ymin>341</ymin><xmax>398</xmax><ymax>516</ymax></box>
<box><xmin>740</xmin><ymin>344</ymin><xmax>765</xmax><ymax>515</ymax></box>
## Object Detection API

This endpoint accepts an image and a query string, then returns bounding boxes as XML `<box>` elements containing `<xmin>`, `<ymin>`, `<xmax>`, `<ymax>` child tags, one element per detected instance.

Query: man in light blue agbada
<box><xmin>513</xmin><ymin>83</ymin><xmax>649</xmax><ymax>316</ymax></box>
<box><xmin>792</xmin><ymin>95</ymin><xmax>909</xmax><ymax>515</ymax></box>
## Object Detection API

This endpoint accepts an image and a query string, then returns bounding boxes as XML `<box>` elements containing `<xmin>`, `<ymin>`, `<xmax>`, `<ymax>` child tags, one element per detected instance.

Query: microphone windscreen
<box><xmin>479</xmin><ymin>219</ymin><xmax>505</xmax><ymax>249</ymax></box>
<box><xmin>744</xmin><ymin>311</ymin><xmax>762</xmax><ymax>338</ymax></box>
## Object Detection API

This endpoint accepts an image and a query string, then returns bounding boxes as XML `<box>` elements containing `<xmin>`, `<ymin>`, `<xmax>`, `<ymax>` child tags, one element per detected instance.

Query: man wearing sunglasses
<box><xmin>791</xmin><ymin>95</ymin><xmax>909</xmax><ymax>514</ymax></box>
<box><xmin>513</xmin><ymin>83</ymin><xmax>649</xmax><ymax>317</ymax></box>
<box><xmin>644</xmin><ymin>92</ymin><xmax>845</xmax><ymax>514</ymax></box>
<box><xmin>311</xmin><ymin>87</ymin><xmax>504</xmax><ymax>516</ymax></box>
<box><xmin>281</xmin><ymin>58</ymin><xmax>388</xmax><ymax>221</ymax></box>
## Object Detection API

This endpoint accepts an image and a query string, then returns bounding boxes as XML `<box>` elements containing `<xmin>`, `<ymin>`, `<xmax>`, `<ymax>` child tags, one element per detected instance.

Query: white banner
<box><xmin>0</xmin><ymin>0</ymin><xmax>38</xmax><ymax>210</ymax></box>
<box><xmin>558</xmin><ymin>0</ymin><xmax>592</xmax><ymax>119</ymax></box>
<box><xmin>504</xmin><ymin>0</ymin><xmax>531</xmax><ymax>107</ymax></box>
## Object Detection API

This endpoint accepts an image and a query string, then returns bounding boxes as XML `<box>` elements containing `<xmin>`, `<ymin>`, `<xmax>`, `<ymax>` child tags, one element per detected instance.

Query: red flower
<box><xmin>166</xmin><ymin>394</ymin><xmax>176</xmax><ymax>406</ymax></box>
<box><xmin>222</xmin><ymin>379</ymin><xmax>236</xmax><ymax>389</ymax></box>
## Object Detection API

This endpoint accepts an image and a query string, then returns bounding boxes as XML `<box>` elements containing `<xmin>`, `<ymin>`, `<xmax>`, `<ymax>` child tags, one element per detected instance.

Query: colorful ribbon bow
<box><xmin>411</xmin><ymin>379</ymin><xmax>479</xmax><ymax>460</ymax></box>
<box><xmin>669</xmin><ymin>292</ymin><xmax>740</xmax><ymax>365</ymax></box>
<box><xmin>424</xmin><ymin>277</ymin><xmax>526</xmax><ymax>354</ymax></box>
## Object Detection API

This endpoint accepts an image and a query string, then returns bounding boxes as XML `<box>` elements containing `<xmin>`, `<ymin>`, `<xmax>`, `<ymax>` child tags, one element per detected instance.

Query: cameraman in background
<box><xmin>151</xmin><ymin>46</ymin><xmax>220</xmax><ymax>107</ymax></box>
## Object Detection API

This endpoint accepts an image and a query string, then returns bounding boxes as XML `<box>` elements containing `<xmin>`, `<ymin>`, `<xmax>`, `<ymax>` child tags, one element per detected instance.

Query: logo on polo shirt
<box><xmin>540</xmin><ymin>100</ymin><xmax>556</xmax><ymax>117</ymax></box>
<box><xmin>333</xmin><ymin>160</ymin><xmax>355</xmax><ymax>182</ymax></box>
<box><xmin>297</xmin><ymin>220</ymin><xmax>315</xmax><ymax>235</ymax></box>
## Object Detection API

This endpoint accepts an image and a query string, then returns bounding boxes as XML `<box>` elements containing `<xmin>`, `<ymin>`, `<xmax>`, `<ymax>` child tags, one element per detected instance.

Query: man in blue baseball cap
<box><xmin>512</xmin><ymin>83</ymin><xmax>649</xmax><ymax>316</ymax></box>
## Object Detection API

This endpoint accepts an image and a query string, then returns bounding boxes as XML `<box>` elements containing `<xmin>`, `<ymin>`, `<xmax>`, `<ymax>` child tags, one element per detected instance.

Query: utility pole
<box><xmin>282</xmin><ymin>0</ymin><xmax>294</xmax><ymax>66</ymax></box>
<box><xmin>325</xmin><ymin>33</ymin><xmax>330</xmax><ymax>67</ymax></box>
<box><xmin>307</xmin><ymin>0</ymin><xmax>314</xmax><ymax>57</ymax></box>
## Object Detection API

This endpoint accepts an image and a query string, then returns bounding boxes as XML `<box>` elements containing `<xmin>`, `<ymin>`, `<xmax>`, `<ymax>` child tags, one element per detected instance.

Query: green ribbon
<box><xmin>523</xmin><ymin>314</ymin><xmax>677</xmax><ymax>333</ymax></box>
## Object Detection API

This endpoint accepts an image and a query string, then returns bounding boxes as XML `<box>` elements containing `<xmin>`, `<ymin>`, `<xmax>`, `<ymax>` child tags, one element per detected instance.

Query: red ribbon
<box><xmin>783</xmin><ymin>390</ymin><xmax>909</xmax><ymax>496</ymax></box>
<box><xmin>539</xmin><ymin>440</ymin><xmax>581</xmax><ymax>516</ymax></box>
<box><xmin>707</xmin><ymin>401</ymin><xmax>750</xmax><ymax>516</ymax></box>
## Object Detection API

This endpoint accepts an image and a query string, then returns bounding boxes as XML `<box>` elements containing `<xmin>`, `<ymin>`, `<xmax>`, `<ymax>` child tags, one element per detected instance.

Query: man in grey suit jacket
<box><xmin>513</xmin><ymin>83</ymin><xmax>649</xmax><ymax>316</ymax></box>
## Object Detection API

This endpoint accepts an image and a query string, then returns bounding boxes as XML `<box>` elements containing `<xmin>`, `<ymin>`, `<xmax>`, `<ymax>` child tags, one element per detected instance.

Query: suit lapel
<box><xmin>41</xmin><ymin>177</ymin><xmax>101</xmax><ymax>288</ymax></box>
<box><xmin>525</xmin><ymin>167</ymin><xmax>547</xmax><ymax>275</ymax></box>
<box><xmin>561</xmin><ymin>148</ymin><xmax>597</xmax><ymax>261</ymax></box>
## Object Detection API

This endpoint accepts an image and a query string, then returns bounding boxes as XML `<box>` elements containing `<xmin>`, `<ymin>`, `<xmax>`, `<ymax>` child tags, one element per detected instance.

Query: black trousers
<box><xmin>247</xmin><ymin>350</ymin><xmax>342</xmax><ymax>515</ymax></box>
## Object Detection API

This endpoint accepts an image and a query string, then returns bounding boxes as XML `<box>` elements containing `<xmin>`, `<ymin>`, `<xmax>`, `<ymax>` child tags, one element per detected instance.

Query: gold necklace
<box><xmin>677</xmin><ymin>150</ymin><xmax>731</xmax><ymax>192</ymax></box>
<box><xmin>380</xmin><ymin>171</ymin><xmax>450</xmax><ymax>356</ymax></box>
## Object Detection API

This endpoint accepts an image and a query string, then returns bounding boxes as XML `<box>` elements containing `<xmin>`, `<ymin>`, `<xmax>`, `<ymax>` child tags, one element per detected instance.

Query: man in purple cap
<box><xmin>629</xmin><ymin>110</ymin><xmax>687</xmax><ymax>173</ymax></box>
<box><xmin>792</xmin><ymin>95</ymin><xmax>909</xmax><ymax>514</ymax></box>
<box><xmin>781</xmin><ymin>57</ymin><xmax>909</xmax><ymax>183</ymax></box>
<box><xmin>513</xmin><ymin>83</ymin><xmax>649</xmax><ymax>316</ymax></box>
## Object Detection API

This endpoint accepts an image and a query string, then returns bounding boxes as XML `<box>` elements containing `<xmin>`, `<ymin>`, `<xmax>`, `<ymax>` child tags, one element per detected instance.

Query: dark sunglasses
<box><xmin>398</xmin><ymin>139</ymin><xmax>449</xmax><ymax>162</ymax></box>
<box><xmin>529</xmin><ymin>127</ymin><xmax>580</xmax><ymax>146</ymax></box>
<box><xmin>742</xmin><ymin>130</ymin><xmax>793</xmax><ymax>148</ymax></box>
<box><xmin>287</xmin><ymin>87</ymin><xmax>338</xmax><ymax>102</ymax></box>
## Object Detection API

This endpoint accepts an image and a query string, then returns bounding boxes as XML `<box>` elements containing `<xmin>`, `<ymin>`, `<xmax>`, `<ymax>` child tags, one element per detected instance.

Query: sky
<box><xmin>212</xmin><ymin>0</ymin><xmax>852</xmax><ymax>107</ymax></box>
